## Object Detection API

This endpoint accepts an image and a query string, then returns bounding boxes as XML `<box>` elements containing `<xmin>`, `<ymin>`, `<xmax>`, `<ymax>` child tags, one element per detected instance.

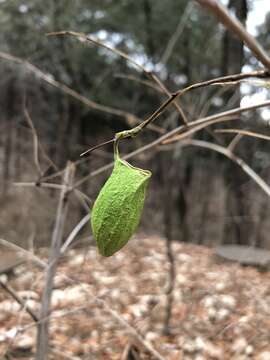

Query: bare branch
<box><xmin>0</xmin><ymin>51</ymin><xmax>164</xmax><ymax>134</ymax></box>
<box><xmin>13</xmin><ymin>96</ymin><xmax>270</xmax><ymax>191</ymax></box>
<box><xmin>75</xmin><ymin>98</ymin><xmax>270</xmax><ymax>188</ymax></box>
<box><xmin>80</xmin><ymin>138</ymin><xmax>115</xmax><ymax>157</ymax></box>
<box><xmin>162</xmin><ymin>116</ymin><xmax>237</xmax><ymax>144</ymax></box>
<box><xmin>165</xmin><ymin>139</ymin><xmax>270</xmax><ymax>198</ymax></box>
<box><xmin>228</xmin><ymin>133</ymin><xmax>243</xmax><ymax>152</ymax></box>
<box><xmin>195</xmin><ymin>0</ymin><xmax>270</xmax><ymax>70</ymax></box>
<box><xmin>36</xmin><ymin>162</ymin><xmax>75</xmax><ymax>360</ymax></box>
<box><xmin>0</xmin><ymin>239</ymin><xmax>165</xmax><ymax>360</ymax></box>
<box><xmin>110</xmin><ymin>70</ymin><xmax>270</xmax><ymax>138</ymax></box>
<box><xmin>160</xmin><ymin>2</ymin><xmax>193</xmax><ymax>65</ymax></box>
<box><xmin>217</xmin><ymin>127</ymin><xmax>270</xmax><ymax>152</ymax></box>
<box><xmin>14</xmin><ymin>182</ymin><xmax>66</xmax><ymax>191</ymax></box>
<box><xmin>60</xmin><ymin>213</ymin><xmax>91</xmax><ymax>254</ymax></box>
<box><xmin>23</xmin><ymin>107</ymin><xmax>43</xmax><ymax>177</ymax></box>
<box><xmin>149</xmin><ymin>72</ymin><xmax>188</xmax><ymax>123</ymax></box>
<box><xmin>0</xmin><ymin>239</ymin><xmax>45</xmax><ymax>268</ymax></box>
<box><xmin>178</xmin><ymin>70</ymin><xmax>270</xmax><ymax>96</ymax></box>
<box><xmin>115</xmin><ymin>73</ymin><xmax>161</xmax><ymax>92</ymax></box>
<box><xmin>95</xmin><ymin>298</ymin><xmax>166</xmax><ymax>360</ymax></box>
<box><xmin>47</xmin><ymin>31</ymin><xmax>147</xmax><ymax>73</ymax></box>
<box><xmin>47</xmin><ymin>31</ymin><xmax>188</xmax><ymax>125</ymax></box>
<box><xmin>216</xmin><ymin>128</ymin><xmax>270</xmax><ymax>142</ymax></box>
<box><xmin>0</xmin><ymin>280</ymin><xmax>38</xmax><ymax>323</ymax></box>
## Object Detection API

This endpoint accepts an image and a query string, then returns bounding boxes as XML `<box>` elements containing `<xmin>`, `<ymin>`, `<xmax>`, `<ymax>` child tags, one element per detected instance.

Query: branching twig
<box><xmin>216</xmin><ymin>128</ymin><xmax>270</xmax><ymax>142</ymax></box>
<box><xmin>24</xmin><ymin>107</ymin><xmax>43</xmax><ymax>177</ymax></box>
<box><xmin>95</xmin><ymin>298</ymin><xmax>166</xmax><ymax>360</ymax></box>
<box><xmin>13</xmin><ymin>93</ymin><xmax>270</xmax><ymax>191</ymax></box>
<box><xmin>0</xmin><ymin>239</ymin><xmax>45</xmax><ymax>268</ymax></box>
<box><xmin>92</xmin><ymin>70</ymin><xmax>270</xmax><ymax>143</ymax></box>
<box><xmin>162</xmin><ymin>139</ymin><xmax>270</xmax><ymax>198</ymax></box>
<box><xmin>0</xmin><ymin>51</ymin><xmax>164</xmax><ymax>134</ymax></box>
<box><xmin>0</xmin><ymin>239</ymin><xmax>165</xmax><ymax>360</ymax></box>
<box><xmin>149</xmin><ymin>72</ymin><xmax>188</xmax><ymax>123</ymax></box>
<box><xmin>160</xmin><ymin>2</ymin><xmax>194</xmax><ymax>65</ymax></box>
<box><xmin>0</xmin><ymin>280</ymin><xmax>38</xmax><ymax>322</ymax></box>
<box><xmin>14</xmin><ymin>182</ymin><xmax>66</xmax><ymax>191</ymax></box>
<box><xmin>47</xmin><ymin>31</ymin><xmax>188</xmax><ymax>125</ymax></box>
<box><xmin>60</xmin><ymin>213</ymin><xmax>91</xmax><ymax>254</ymax></box>
<box><xmin>115</xmin><ymin>73</ymin><xmax>161</xmax><ymax>92</ymax></box>
<box><xmin>162</xmin><ymin>116</ymin><xmax>237</xmax><ymax>144</ymax></box>
<box><xmin>36</xmin><ymin>162</ymin><xmax>75</xmax><ymax>360</ymax></box>
<box><xmin>228</xmin><ymin>133</ymin><xmax>243</xmax><ymax>152</ymax></box>
<box><xmin>74</xmin><ymin>98</ymin><xmax>270</xmax><ymax>188</ymax></box>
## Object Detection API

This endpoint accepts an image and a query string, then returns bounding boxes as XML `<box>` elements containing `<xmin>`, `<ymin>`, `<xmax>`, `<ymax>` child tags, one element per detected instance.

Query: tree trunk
<box><xmin>222</xmin><ymin>0</ymin><xmax>248</xmax><ymax>246</ymax></box>
<box><xmin>2</xmin><ymin>79</ymin><xmax>15</xmax><ymax>195</ymax></box>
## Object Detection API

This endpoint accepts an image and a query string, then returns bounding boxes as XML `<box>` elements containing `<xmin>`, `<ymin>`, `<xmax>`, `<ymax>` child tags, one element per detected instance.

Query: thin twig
<box><xmin>36</xmin><ymin>162</ymin><xmax>75</xmax><ymax>360</ymax></box>
<box><xmin>95</xmin><ymin>298</ymin><xmax>166</xmax><ymax>360</ymax></box>
<box><xmin>37</xmin><ymin>148</ymin><xmax>112</xmax><ymax>183</ymax></box>
<box><xmin>60</xmin><ymin>213</ymin><xmax>91</xmax><ymax>254</ymax></box>
<box><xmin>196</xmin><ymin>0</ymin><xmax>270</xmax><ymax>70</ymax></box>
<box><xmin>47</xmin><ymin>31</ymin><xmax>188</xmax><ymax>125</ymax></box>
<box><xmin>178</xmin><ymin>70</ymin><xmax>270</xmax><ymax>97</ymax></box>
<box><xmin>149</xmin><ymin>72</ymin><xmax>188</xmax><ymax>124</ymax></box>
<box><xmin>163</xmin><ymin>139</ymin><xmax>270</xmax><ymax>198</ymax></box>
<box><xmin>23</xmin><ymin>101</ymin><xmax>58</xmax><ymax>173</ymax></box>
<box><xmin>74</xmin><ymin>97</ymin><xmax>270</xmax><ymax>188</ymax></box>
<box><xmin>216</xmin><ymin>128</ymin><xmax>270</xmax><ymax>142</ymax></box>
<box><xmin>47</xmin><ymin>31</ymin><xmax>147</xmax><ymax>73</ymax></box>
<box><xmin>163</xmin><ymin>236</ymin><xmax>175</xmax><ymax>336</ymax></box>
<box><xmin>0</xmin><ymin>51</ymin><xmax>163</xmax><ymax>134</ymax></box>
<box><xmin>114</xmin><ymin>73</ymin><xmax>160</xmax><ymax>92</ymax></box>
<box><xmin>216</xmin><ymin>128</ymin><xmax>270</xmax><ymax>152</ymax></box>
<box><xmin>0</xmin><ymin>239</ymin><xmax>165</xmax><ymax>360</ymax></box>
<box><xmin>0</xmin><ymin>280</ymin><xmax>38</xmax><ymax>322</ymax></box>
<box><xmin>13</xmin><ymin>182</ymin><xmax>66</xmax><ymax>190</ymax></box>
<box><xmin>0</xmin><ymin>239</ymin><xmax>45</xmax><ymax>268</ymax></box>
<box><xmin>228</xmin><ymin>133</ymin><xmax>243</xmax><ymax>152</ymax></box>
<box><xmin>162</xmin><ymin>116</ymin><xmax>237</xmax><ymax>144</ymax></box>
<box><xmin>80</xmin><ymin>138</ymin><xmax>115</xmax><ymax>157</ymax></box>
<box><xmin>73</xmin><ymin>189</ymin><xmax>92</xmax><ymax>211</ymax></box>
<box><xmin>13</xmin><ymin>99</ymin><xmax>270</xmax><ymax>191</ymax></box>
<box><xmin>160</xmin><ymin>2</ymin><xmax>193</xmax><ymax>65</ymax></box>
<box><xmin>108</xmin><ymin>70</ymin><xmax>270</xmax><ymax>139</ymax></box>
<box><xmin>23</xmin><ymin>107</ymin><xmax>42</xmax><ymax>177</ymax></box>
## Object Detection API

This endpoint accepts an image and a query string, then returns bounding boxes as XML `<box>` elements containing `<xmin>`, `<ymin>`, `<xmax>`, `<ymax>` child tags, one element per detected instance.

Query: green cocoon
<box><xmin>91</xmin><ymin>155</ymin><xmax>151</xmax><ymax>257</ymax></box>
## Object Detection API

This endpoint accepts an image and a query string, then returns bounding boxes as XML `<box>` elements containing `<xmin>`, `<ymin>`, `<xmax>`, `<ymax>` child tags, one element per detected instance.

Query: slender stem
<box><xmin>36</xmin><ymin>162</ymin><xmax>75</xmax><ymax>360</ymax></box>
<box><xmin>0</xmin><ymin>280</ymin><xmax>38</xmax><ymax>322</ymax></box>
<box><xmin>60</xmin><ymin>213</ymin><xmax>91</xmax><ymax>254</ymax></box>
<box><xmin>74</xmin><ymin>98</ymin><xmax>270</xmax><ymax>188</ymax></box>
<box><xmin>0</xmin><ymin>238</ymin><xmax>165</xmax><ymax>360</ymax></box>
<box><xmin>196</xmin><ymin>0</ymin><xmax>270</xmax><ymax>70</ymax></box>
<box><xmin>48</xmin><ymin>31</ymin><xmax>188</xmax><ymax>125</ymax></box>
<box><xmin>0</xmin><ymin>51</ymin><xmax>164</xmax><ymax>135</ymax></box>
<box><xmin>80</xmin><ymin>138</ymin><xmax>115</xmax><ymax>157</ymax></box>
<box><xmin>215</xmin><ymin>128</ymin><xmax>270</xmax><ymax>142</ymax></box>
<box><xmin>100</xmin><ymin>70</ymin><xmax>270</xmax><ymax>141</ymax></box>
<box><xmin>165</xmin><ymin>139</ymin><xmax>270</xmax><ymax>198</ymax></box>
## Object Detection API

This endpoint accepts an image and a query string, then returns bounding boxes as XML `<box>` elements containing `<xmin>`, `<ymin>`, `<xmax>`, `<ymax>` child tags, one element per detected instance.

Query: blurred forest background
<box><xmin>1</xmin><ymin>0</ymin><xmax>270</xmax><ymax>249</ymax></box>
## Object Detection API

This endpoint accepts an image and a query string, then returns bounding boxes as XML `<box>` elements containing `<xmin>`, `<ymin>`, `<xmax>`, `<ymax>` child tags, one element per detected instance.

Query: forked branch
<box><xmin>162</xmin><ymin>139</ymin><xmax>270</xmax><ymax>198</ymax></box>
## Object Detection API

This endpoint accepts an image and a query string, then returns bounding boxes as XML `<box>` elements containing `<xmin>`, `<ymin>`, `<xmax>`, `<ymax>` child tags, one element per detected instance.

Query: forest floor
<box><xmin>0</xmin><ymin>235</ymin><xmax>270</xmax><ymax>360</ymax></box>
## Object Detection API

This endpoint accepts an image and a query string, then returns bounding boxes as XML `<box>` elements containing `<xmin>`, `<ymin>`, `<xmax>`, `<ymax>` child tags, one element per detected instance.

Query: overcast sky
<box><xmin>247</xmin><ymin>0</ymin><xmax>270</xmax><ymax>34</ymax></box>
<box><xmin>240</xmin><ymin>1</ymin><xmax>270</xmax><ymax>115</ymax></box>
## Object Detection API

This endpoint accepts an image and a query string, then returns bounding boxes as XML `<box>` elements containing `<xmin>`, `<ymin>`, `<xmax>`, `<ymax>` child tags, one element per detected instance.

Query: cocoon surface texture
<box><xmin>91</xmin><ymin>156</ymin><xmax>151</xmax><ymax>257</ymax></box>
